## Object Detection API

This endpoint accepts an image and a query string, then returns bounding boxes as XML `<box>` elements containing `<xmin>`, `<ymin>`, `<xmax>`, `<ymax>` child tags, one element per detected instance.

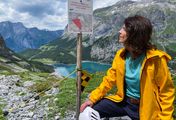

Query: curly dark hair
<box><xmin>124</xmin><ymin>15</ymin><xmax>155</xmax><ymax>52</ymax></box>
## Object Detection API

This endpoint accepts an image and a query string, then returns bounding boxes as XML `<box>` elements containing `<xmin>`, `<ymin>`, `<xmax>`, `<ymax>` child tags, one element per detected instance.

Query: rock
<box><xmin>45</xmin><ymin>87</ymin><xmax>59</xmax><ymax>95</ymax></box>
<box><xmin>27</xmin><ymin>112</ymin><xmax>34</xmax><ymax>117</ymax></box>
<box><xmin>64</xmin><ymin>110</ymin><xmax>76</xmax><ymax>120</ymax></box>
<box><xmin>55</xmin><ymin>115</ymin><xmax>60</xmax><ymax>120</ymax></box>
<box><xmin>23</xmin><ymin>81</ymin><xmax>35</xmax><ymax>87</ymax></box>
<box><xmin>3</xmin><ymin>111</ymin><xmax>9</xmax><ymax>116</ymax></box>
<box><xmin>50</xmin><ymin>72</ymin><xmax>63</xmax><ymax>78</ymax></box>
<box><xmin>34</xmin><ymin>95</ymin><xmax>40</xmax><ymax>100</ymax></box>
<box><xmin>0</xmin><ymin>89</ymin><xmax>9</xmax><ymax>96</ymax></box>
<box><xmin>54</xmin><ymin>98</ymin><xmax>58</xmax><ymax>102</ymax></box>
<box><xmin>0</xmin><ymin>75</ymin><xmax>51</xmax><ymax>120</ymax></box>
<box><xmin>22</xmin><ymin>93</ymin><xmax>34</xmax><ymax>101</ymax></box>
<box><xmin>108</xmin><ymin>116</ymin><xmax>131</xmax><ymax>120</ymax></box>
<box><xmin>22</xmin><ymin>118</ymin><xmax>32</xmax><ymax>120</ymax></box>
<box><xmin>0</xmin><ymin>75</ymin><xmax>5</xmax><ymax>80</ymax></box>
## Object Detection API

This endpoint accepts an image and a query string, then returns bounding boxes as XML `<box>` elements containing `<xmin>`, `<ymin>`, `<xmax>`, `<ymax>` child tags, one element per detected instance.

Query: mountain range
<box><xmin>19</xmin><ymin>0</ymin><xmax>176</xmax><ymax>68</ymax></box>
<box><xmin>0</xmin><ymin>21</ymin><xmax>63</xmax><ymax>52</ymax></box>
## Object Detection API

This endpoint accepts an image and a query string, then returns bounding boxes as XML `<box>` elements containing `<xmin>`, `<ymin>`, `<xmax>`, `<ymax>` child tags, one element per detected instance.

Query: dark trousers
<box><xmin>92</xmin><ymin>97</ymin><xmax>139</xmax><ymax>120</ymax></box>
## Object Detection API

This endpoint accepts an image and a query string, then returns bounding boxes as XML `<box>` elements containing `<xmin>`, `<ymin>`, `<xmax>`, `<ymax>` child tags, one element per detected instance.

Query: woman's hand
<box><xmin>80</xmin><ymin>100</ymin><xmax>93</xmax><ymax>112</ymax></box>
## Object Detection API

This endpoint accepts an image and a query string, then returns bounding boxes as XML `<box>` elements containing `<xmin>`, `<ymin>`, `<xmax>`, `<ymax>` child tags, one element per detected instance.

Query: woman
<box><xmin>80</xmin><ymin>15</ymin><xmax>175</xmax><ymax>120</ymax></box>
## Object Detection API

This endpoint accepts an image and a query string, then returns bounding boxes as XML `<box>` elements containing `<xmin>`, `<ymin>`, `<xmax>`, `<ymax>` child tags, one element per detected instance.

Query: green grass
<box><xmin>19</xmin><ymin>71</ymin><xmax>55</xmax><ymax>83</ymax></box>
<box><xmin>54</xmin><ymin>71</ymin><xmax>115</xmax><ymax>118</ymax></box>
<box><xmin>31</xmin><ymin>58</ymin><xmax>56</xmax><ymax>65</ymax></box>
<box><xmin>0</xmin><ymin>100</ymin><xmax>6</xmax><ymax>120</ymax></box>
<box><xmin>19</xmin><ymin>49</ymin><xmax>41</xmax><ymax>59</ymax></box>
<box><xmin>55</xmin><ymin>78</ymin><xmax>76</xmax><ymax>118</ymax></box>
<box><xmin>0</xmin><ymin>65</ymin><xmax>16</xmax><ymax>75</ymax></box>
<box><xmin>54</xmin><ymin>72</ymin><xmax>105</xmax><ymax>118</ymax></box>
<box><xmin>82</xmin><ymin>72</ymin><xmax>105</xmax><ymax>93</ymax></box>
<box><xmin>26</xmin><ymin>72</ymin><xmax>62</xmax><ymax>93</ymax></box>
<box><xmin>0</xmin><ymin>108</ymin><xmax>6</xmax><ymax>120</ymax></box>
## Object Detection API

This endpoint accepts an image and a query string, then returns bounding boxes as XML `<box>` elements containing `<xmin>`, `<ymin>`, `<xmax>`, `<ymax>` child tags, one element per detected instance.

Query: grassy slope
<box><xmin>19</xmin><ymin>36</ymin><xmax>92</xmax><ymax>64</ymax></box>
<box><xmin>55</xmin><ymin>72</ymin><xmax>105</xmax><ymax>117</ymax></box>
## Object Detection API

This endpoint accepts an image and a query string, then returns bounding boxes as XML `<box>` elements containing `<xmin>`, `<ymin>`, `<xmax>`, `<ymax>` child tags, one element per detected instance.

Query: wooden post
<box><xmin>76</xmin><ymin>33</ymin><xmax>82</xmax><ymax>120</ymax></box>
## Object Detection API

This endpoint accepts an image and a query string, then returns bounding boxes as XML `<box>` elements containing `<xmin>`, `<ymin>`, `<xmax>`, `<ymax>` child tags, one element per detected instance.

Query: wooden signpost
<box><xmin>68</xmin><ymin>0</ymin><xmax>93</xmax><ymax>119</ymax></box>
<box><xmin>76</xmin><ymin>33</ymin><xmax>82</xmax><ymax>119</ymax></box>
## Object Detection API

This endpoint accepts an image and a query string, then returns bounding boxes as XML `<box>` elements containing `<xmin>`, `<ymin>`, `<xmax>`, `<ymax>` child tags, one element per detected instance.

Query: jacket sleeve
<box><xmin>89</xmin><ymin>53</ymin><xmax>119</xmax><ymax>103</ymax></box>
<box><xmin>155</xmin><ymin>56</ymin><xmax>175</xmax><ymax>120</ymax></box>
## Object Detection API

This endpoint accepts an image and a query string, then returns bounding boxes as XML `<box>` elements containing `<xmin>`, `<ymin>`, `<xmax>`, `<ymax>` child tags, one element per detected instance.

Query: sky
<box><xmin>0</xmin><ymin>0</ymin><xmax>137</xmax><ymax>31</ymax></box>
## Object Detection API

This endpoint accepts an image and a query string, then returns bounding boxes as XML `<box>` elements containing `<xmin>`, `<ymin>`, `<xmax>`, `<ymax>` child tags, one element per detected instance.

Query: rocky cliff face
<box><xmin>0</xmin><ymin>21</ymin><xmax>63</xmax><ymax>52</ymax></box>
<box><xmin>0</xmin><ymin>34</ymin><xmax>54</xmax><ymax>73</ymax></box>
<box><xmin>0</xmin><ymin>34</ymin><xmax>22</xmax><ymax>63</ymax></box>
<box><xmin>0</xmin><ymin>35</ymin><xmax>6</xmax><ymax>49</ymax></box>
<box><xmin>86</xmin><ymin>0</ymin><xmax>176</xmax><ymax>63</ymax></box>
<box><xmin>22</xmin><ymin>0</ymin><xmax>176</xmax><ymax>64</ymax></box>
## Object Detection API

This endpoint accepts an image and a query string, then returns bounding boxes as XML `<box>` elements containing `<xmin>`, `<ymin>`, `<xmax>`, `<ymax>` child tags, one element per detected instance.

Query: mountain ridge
<box><xmin>0</xmin><ymin>21</ymin><xmax>63</xmax><ymax>52</ymax></box>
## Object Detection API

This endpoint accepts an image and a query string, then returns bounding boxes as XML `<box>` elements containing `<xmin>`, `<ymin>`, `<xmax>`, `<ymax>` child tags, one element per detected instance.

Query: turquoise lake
<box><xmin>54</xmin><ymin>61</ymin><xmax>111</xmax><ymax>78</ymax></box>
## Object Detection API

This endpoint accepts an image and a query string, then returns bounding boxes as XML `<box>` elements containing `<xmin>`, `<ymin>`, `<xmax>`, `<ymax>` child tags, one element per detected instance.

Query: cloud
<box><xmin>0</xmin><ymin>0</ymin><xmax>138</xmax><ymax>30</ymax></box>
<box><xmin>0</xmin><ymin>0</ymin><xmax>67</xmax><ymax>30</ymax></box>
<box><xmin>15</xmin><ymin>2</ymin><xmax>55</xmax><ymax>17</ymax></box>
<box><xmin>93</xmin><ymin>0</ymin><xmax>118</xmax><ymax>9</ymax></box>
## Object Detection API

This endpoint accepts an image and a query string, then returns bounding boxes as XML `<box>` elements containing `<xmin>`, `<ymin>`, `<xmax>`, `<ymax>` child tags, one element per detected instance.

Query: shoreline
<box><xmin>53</xmin><ymin>60</ymin><xmax>111</xmax><ymax>66</ymax></box>
<box><xmin>53</xmin><ymin>61</ymin><xmax>111</xmax><ymax>78</ymax></box>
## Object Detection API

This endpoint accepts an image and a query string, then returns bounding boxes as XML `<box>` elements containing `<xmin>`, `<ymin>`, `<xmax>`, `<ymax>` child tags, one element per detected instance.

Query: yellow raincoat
<box><xmin>89</xmin><ymin>48</ymin><xmax>175</xmax><ymax>120</ymax></box>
